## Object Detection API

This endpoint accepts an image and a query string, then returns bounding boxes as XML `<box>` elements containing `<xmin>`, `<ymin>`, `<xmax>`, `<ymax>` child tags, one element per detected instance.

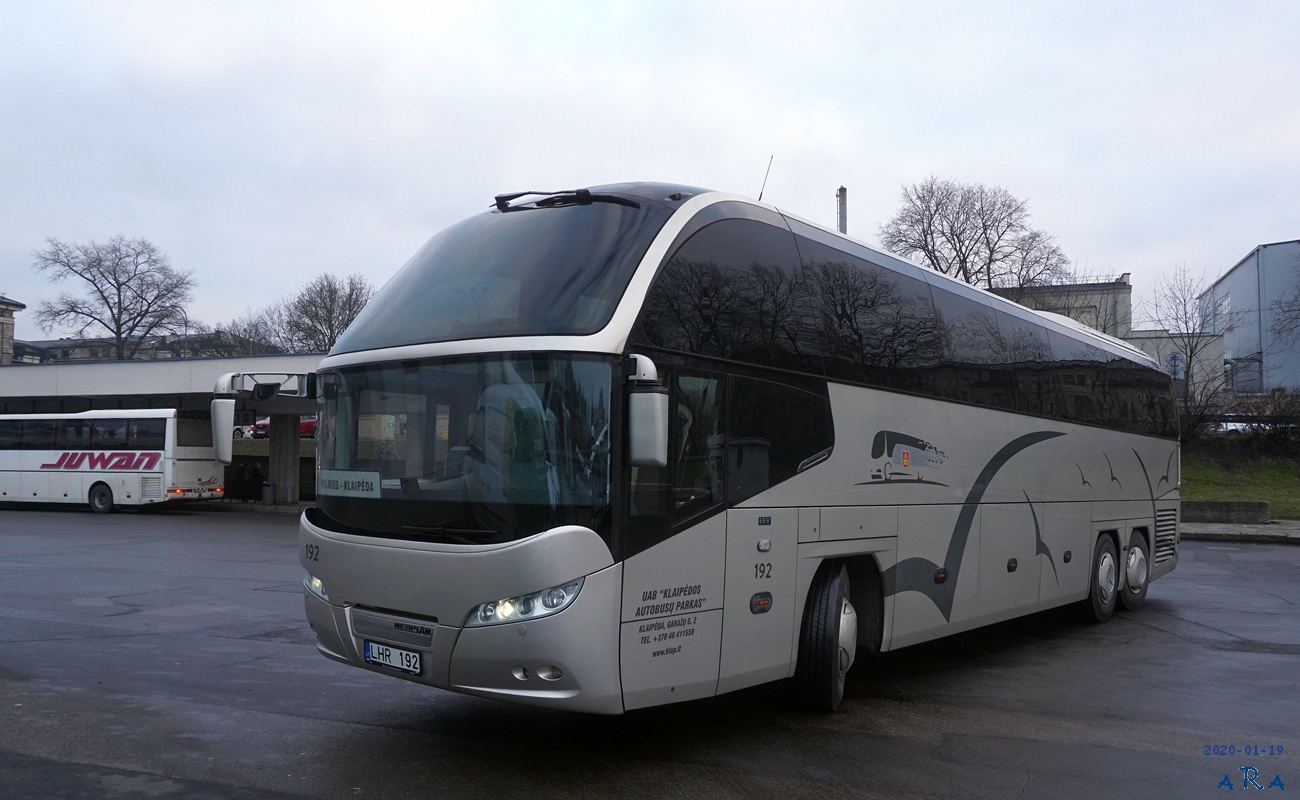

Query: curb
<box><xmin>203</xmin><ymin>502</ymin><xmax>311</xmax><ymax>517</ymax></box>
<box><xmin>1180</xmin><ymin>522</ymin><xmax>1300</xmax><ymax>545</ymax></box>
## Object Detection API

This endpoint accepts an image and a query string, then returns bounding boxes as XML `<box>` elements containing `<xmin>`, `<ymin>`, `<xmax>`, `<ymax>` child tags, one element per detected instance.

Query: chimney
<box><xmin>836</xmin><ymin>186</ymin><xmax>848</xmax><ymax>234</ymax></box>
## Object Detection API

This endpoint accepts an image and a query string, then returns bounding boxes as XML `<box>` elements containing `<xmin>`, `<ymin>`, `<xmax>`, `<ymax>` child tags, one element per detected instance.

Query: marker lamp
<box><xmin>303</xmin><ymin>569</ymin><xmax>330</xmax><ymax>602</ymax></box>
<box><xmin>466</xmin><ymin>577</ymin><xmax>584</xmax><ymax>627</ymax></box>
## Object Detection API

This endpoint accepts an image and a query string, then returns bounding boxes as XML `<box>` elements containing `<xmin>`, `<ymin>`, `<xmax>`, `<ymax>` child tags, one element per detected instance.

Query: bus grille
<box><xmin>1154</xmin><ymin>508</ymin><xmax>1178</xmax><ymax>563</ymax></box>
<box><xmin>141</xmin><ymin>476</ymin><xmax>163</xmax><ymax>499</ymax></box>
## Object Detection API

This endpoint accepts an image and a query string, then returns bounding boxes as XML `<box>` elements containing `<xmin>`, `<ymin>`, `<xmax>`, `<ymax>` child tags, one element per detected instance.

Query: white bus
<box><xmin>300</xmin><ymin>184</ymin><xmax>1179</xmax><ymax>713</ymax></box>
<box><xmin>0</xmin><ymin>409</ymin><xmax>224</xmax><ymax>513</ymax></box>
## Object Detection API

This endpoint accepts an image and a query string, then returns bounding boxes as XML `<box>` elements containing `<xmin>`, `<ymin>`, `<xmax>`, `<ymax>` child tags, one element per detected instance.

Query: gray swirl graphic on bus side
<box><xmin>881</xmin><ymin>430</ymin><xmax>1066</xmax><ymax>621</ymax></box>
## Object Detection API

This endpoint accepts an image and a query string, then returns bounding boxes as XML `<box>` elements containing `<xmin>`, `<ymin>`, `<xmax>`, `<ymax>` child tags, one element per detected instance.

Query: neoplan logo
<box><xmin>40</xmin><ymin>452</ymin><xmax>162</xmax><ymax>471</ymax></box>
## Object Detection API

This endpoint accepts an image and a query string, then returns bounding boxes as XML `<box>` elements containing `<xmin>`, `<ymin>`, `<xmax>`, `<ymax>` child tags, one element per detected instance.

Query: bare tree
<box><xmin>218</xmin><ymin>273</ymin><xmax>375</xmax><ymax>354</ymax></box>
<box><xmin>32</xmin><ymin>236</ymin><xmax>195</xmax><ymax>359</ymax></box>
<box><xmin>218</xmin><ymin>305</ymin><xmax>294</xmax><ymax>354</ymax></box>
<box><xmin>879</xmin><ymin>177</ymin><xmax>1070</xmax><ymax>290</ymax></box>
<box><xmin>1268</xmin><ymin>255</ymin><xmax>1300</xmax><ymax>344</ymax></box>
<box><xmin>282</xmin><ymin>273</ymin><xmax>375</xmax><ymax>352</ymax></box>
<box><xmin>1231</xmin><ymin>388</ymin><xmax>1300</xmax><ymax>447</ymax></box>
<box><xmin>1140</xmin><ymin>264</ymin><xmax>1238</xmax><ymax>439</ymax></box>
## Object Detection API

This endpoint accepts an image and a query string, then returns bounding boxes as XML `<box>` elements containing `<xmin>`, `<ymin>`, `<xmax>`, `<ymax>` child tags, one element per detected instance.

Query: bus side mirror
<box><xmin>211</xmin><ymin>398</ymin><xmax>235</xmax><ymax>466</ymax></box>
<box><xmin>251</xmin><ymin>382</ymin><xmax>282</xmax><ymax>402</ymax></box>
<box><xmin>627</xmin><ymin>354</ymin><xmax>668</xmax><ymax>468</ymax></box>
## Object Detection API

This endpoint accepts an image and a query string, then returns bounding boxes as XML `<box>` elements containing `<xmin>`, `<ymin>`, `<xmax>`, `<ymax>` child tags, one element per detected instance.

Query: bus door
<box><xmin>618</xmin><ymin>515</ymin><xmax>726</xmax><ymax>711</ymax></box>
<box><xmin>718</xmin><ymin>507</ymin><xmax>797</xmax><ymax>694</ymax></box>
<box><xmin>619</xmin><ymin>370</ymin><xmax>729</xmax><ymax>710</ymax></box>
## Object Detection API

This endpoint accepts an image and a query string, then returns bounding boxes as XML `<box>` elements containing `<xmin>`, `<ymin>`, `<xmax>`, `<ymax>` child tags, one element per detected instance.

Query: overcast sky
<box><xmin>3</xmin><ymin>1</ymin><xmax>1298</xmax><ymax>342</ymax></box>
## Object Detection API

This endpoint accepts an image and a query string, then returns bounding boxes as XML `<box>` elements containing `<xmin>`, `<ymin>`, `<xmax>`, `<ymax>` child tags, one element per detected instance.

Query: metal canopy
<box><xmin>0</xmin><ymin>353</ymin><xmax>322</xmax><ymax>415</ymax></box>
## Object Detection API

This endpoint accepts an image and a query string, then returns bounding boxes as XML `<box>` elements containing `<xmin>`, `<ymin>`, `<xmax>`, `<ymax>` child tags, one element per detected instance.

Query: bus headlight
<box><xmin>466</xmin><ymin>577</ymin><xmax>584</xmax><ymax>627</ymax></box>
<box><xmin>304</xmin><ymin>569</ymin><xmax>330</xmax><ymax>602</ymax></box>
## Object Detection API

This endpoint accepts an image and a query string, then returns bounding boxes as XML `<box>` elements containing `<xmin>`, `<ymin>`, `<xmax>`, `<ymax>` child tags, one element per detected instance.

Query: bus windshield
<box><xmin>315</xmin><ymin>353</ymin><xmax>614</xmax><ymax>544</ymax></box>
<box><xmin>330</xmin><ymin>194</ymin><xmax>675</xmax><ymax>355</ymax></box>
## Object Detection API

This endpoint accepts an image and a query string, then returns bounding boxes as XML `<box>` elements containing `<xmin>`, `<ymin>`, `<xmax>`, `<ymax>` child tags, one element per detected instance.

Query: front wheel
<box><xmin>796</xmin><ymin>563</ymin><xmax>857</xmax><ymax>711</ymax></box>
<box><xmin>89</xmin><ymin>484</ymin><xmax>114</xmax><ymax>515</ymax></box>
<box><xmin>1085</xmin><ymin>534</ymin><xmax>1119</xmax><ymax>622</ymax></box>
<box><xmin>1119</xmin><ymin>531</ymin><xmax>1150</xmax><ymax>611</ymax></box>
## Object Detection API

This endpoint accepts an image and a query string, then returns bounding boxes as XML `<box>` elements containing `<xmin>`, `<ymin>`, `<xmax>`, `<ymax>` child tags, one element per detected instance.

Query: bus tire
<box><xmin>89</xmin><ymin>483</ymin><xmax>114</xmax><ymax>514</ymax></box>
<box><xmin>796</xmin><ymin>562</ymin><xmax>857</xmax><ymax>712</ymax></box>
<box><xmin>1119</xmin><ymin>531</ymin><xmax>1150</xmax><ymax>612</ymax></box>
<box><xmin>1085</xmin><ymin>534</ymin><xmax>1118</xmax><ymax>623</ymax></box>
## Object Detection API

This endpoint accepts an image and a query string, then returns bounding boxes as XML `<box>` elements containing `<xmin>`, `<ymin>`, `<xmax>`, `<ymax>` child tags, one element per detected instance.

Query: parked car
<box><xmin>250</xmin><ymin>416</ymin><xmax>316</xmax><ymax>438</ymax></box>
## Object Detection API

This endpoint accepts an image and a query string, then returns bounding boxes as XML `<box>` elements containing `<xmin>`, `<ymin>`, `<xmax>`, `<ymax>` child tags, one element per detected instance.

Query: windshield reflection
<box><xmin>316</xmin><ymin>354</ymin><xmax>613</xmax><ymax>542</ymax></box>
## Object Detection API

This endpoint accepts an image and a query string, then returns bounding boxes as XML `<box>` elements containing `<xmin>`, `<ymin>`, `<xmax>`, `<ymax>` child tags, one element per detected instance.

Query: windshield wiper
<box><xmin>493</xmin><ymin>188</ymin><xmax>640</xmax><ymax>212</ymax></box>
<box><xmin>399</xmin><ymin>525</ymin><xmax>501</xmax><ymax>545</ymax></box>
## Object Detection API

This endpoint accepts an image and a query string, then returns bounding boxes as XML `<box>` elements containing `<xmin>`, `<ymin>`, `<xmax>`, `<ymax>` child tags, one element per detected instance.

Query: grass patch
<box><xmin>1181</xmin><ymin>451</ymin><xmax>1300</xmax><ymax>520</ymax></box>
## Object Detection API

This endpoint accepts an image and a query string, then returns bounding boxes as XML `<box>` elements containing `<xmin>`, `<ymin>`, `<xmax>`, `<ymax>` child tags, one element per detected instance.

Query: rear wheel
<box><xmin>1119</xmin><ymin>531</ymin><xmax>1150</xmax><ymax>611</ymax></box>
<box><xmin>796</xmin><ymin>563</ymin><xmax>857</xmax><ymax>711</ymax></box>
<box><xmin>89</xmin><ymin>484</ymin><xmax>114</xmax><ymax>515</ymax></box>
<box><xmin>1085</xmin><ymin>534</ymin><xmax>1119</xmax><ymax>622</ymax></box>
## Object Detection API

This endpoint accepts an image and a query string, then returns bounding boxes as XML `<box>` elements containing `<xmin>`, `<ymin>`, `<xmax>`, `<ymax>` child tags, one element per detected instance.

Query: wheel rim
<box><xmin>1126</xmin><ymin>547</ymin><xmax>1148</xmax><ymax>592</ymax></box>
<box><xmin>837</xmin><ymin>598</ymin><xmax>857</xmax><ymax>678</ymax></box>
<box><xmin>1097</xmin><ymin>550</ymin><xmax>1117</xmax><ymax>605</ymax></box>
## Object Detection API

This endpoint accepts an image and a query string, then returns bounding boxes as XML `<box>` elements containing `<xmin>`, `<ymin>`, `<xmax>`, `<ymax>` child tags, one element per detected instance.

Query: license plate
<box><xmin>363</xmin><ymin>640</ymin><xmax>421</xmax><ymax>674</ymax></box>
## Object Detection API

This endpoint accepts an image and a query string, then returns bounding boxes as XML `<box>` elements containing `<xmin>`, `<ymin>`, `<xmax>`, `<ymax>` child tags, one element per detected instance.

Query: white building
<box><xmin>1198</xmin><ymin>239</ymin><xmax>1300</xmax><ymax>392</ymax></box>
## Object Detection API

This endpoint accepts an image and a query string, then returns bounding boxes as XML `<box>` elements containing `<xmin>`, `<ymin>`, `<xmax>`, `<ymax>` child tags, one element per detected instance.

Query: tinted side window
<box><xmin>996</xmin><ymin>310</ymin><xmax>1054</xmax><ymax>415</ymax></box>
<box><xmin>673</xmin><ymin>373</ymin><xmax>726</xmax><ymax>520</ymax></box>
<box><xmin>795</xmin><ymin>236</ymin><xmax>942</xmax><ymax>393</ymax></box>
<box><xmin>1041</xmin><ymin>329</ymin><xmax>1176</xmax><ymax>436</ymax></box>
<box><xmin>727</xmin><ymin>376</ymin><xmax>833</xmax><ymax>504</ymax></box>
<box><xmin>1138</xmin><ymin>368</ymin><xmax>1179</xmax><ymax>437</ymax></box>
<box><xmin>132</xmin><ymin>419</ymin><xmax>167</xmax><ymax>449</ymax></box>
<box><xmin>0</xmin><ymin>421</ymin><xmax>20</xmax><ymax>450</ymax></box>
<box><xmin>930</xmin><ymin>288</ymin><xmax>1010</xmax><ymax>408</ymax></box>
<box><xmin>932</xmin><ymin>288</ymin><xmax>1003</xmax><ymax>365</ymax></box>
<box><xmin>92</xmin><ymin>419</ymin><xmax>129</xmax><ymax>449</ymax></box>
<box><xmin>995</xmin><ymin>311</ymin><xmax>1052</xmax><ymax>363</ymax></box>
<box><xmin>1094</xmin><ymin>359</ymin><xmax>1171</xmax><ymax>436</ymax></box>
<box><xmin>22</xmin><ymin>421</ymin><xmax>56</xmax><ymax>449</ymax></box>
<box><xmin>1047</xmin><ymin>329</ymin><xmax>1102</xmax><ymax>426</ymax></box>
<box><xmin>639</xmin><ymin>219</ymin><xmax>812</xmax><ymax>371</ymax></box>
<box><xmin>625</xmin><ymin>368</ymin><xmax>727</xmax><ymax>556</ymax></box>
<box><xmin>176</xmin><ymin>419</ymin><xmax>211</xmax><ymax>448</ymax></box>
<box><xmin>58</xmin><ymin>419</ymin><xmax>92</xmax><ymax>448</ymax></box>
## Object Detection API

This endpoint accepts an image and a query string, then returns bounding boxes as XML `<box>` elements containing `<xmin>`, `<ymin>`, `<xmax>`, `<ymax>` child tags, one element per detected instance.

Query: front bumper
<box><xmin>304</xmin><ymin>563</ymin><xmax>623</xmax><ymax>713</ymax></box>
<box><xmin>300</xmin><ymin>514</ymin><xmax>624</xmax><ymax>714</ymax></box>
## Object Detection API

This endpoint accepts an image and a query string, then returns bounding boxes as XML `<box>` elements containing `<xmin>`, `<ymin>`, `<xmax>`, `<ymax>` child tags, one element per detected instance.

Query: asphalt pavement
<box><xmin>1</xmin><ymin>507</ymin><xmax>1295</xmax><ymax>799</ymax></box>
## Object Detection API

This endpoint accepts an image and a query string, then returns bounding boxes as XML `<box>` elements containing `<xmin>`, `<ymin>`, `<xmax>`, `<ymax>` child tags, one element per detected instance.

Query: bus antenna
<box><xmin>757</xmin><ymin>155</ymin><xmax>774</xmax><ymax>202</ymax></box>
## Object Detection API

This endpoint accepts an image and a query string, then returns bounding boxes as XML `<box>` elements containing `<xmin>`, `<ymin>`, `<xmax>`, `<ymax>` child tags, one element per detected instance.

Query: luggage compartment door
<box><xmin>718</xmin><ymin>507</ymin><xmax>798</xmax><ymax>695</ymax></box>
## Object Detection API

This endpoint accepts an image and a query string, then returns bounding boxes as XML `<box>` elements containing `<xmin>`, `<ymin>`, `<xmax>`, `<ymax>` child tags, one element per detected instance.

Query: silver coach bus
<box><xmin>299</xmin><ymin>183</ymin><xmax>1179</xmax><ymax>713</ymax></box>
